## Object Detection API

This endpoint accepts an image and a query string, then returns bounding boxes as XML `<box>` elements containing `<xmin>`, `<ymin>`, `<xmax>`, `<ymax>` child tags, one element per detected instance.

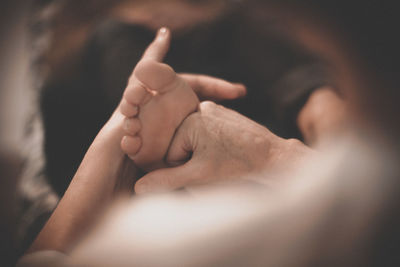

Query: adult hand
<box><xmin>135</xmin><ymin>101</ymin><xmax>314</xmax><ymax>194</ymax></box>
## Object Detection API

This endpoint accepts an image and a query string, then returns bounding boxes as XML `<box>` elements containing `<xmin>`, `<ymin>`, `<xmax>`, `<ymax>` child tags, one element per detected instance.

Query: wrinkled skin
<box><xmin>135</xmin><ymin>101</ymin><xmax>314</xmax><ymax>193</ymax></box>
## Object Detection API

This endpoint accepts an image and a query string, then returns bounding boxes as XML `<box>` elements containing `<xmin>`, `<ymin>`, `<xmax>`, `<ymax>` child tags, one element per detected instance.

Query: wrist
<box><xmin>268</xmin><ymin>137</ymin><xmax>315</xmax><ymax>176</ymax></box>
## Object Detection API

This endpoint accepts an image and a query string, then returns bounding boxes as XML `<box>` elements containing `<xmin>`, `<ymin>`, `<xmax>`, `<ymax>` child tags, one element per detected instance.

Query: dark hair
<box><xmin>253</xmin><ymin>0</ymin><xmax>400</xmax><ymax>138</ymax></box>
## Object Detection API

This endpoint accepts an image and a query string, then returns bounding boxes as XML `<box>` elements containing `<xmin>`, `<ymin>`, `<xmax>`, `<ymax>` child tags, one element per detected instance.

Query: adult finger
<box><xmin>141</xmin><ymin>27</ymin><xmax>171</xmax><ymax>62</ymax></box>
<box><xmin>180</xmin><ymin>73</ymin><xmax>247</xmax><ymax>101</ymax></box>
<box><xmin>134</xmin><ymin>161</ymin><xmax>206</xmax><ymax>194</ymax></box>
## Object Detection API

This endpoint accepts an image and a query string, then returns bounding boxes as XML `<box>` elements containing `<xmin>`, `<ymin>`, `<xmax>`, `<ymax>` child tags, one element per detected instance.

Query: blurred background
<box><xmin>1</xmin><ymin>0</ymin><xmax>400</xmax><ymax>266</ymax></box>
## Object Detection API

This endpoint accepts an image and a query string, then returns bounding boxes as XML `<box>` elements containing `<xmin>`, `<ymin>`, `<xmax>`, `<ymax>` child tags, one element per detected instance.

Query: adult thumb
<box><xmin>134</xmin><ymin>161</ymin><xmax>206</xmax><ymax>194</ymax></box>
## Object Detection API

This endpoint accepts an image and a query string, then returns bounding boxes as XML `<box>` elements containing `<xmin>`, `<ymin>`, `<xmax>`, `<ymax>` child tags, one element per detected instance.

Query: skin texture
<box><xmin>135</xmin><ymin>101</ymin><xmax>314</xmax><ymax>194</ymax></box>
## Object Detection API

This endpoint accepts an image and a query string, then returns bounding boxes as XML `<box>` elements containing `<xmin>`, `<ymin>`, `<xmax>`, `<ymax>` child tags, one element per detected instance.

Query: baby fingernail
<box><xmin>158</xmin><ymin>27</ymin><xmax>168</xmax><ymax>37</ymax></box>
